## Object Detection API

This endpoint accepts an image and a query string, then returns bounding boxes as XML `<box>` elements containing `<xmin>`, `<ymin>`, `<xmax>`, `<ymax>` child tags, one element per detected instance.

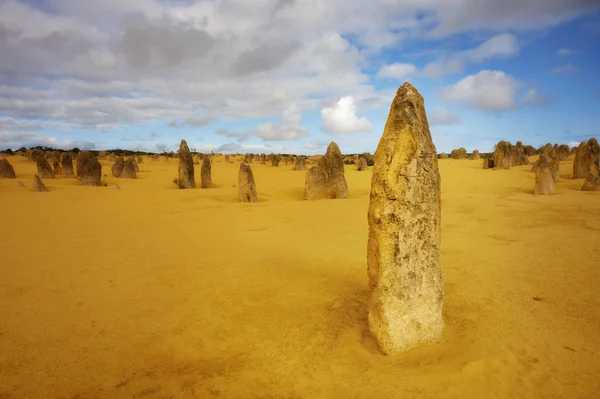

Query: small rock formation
<box><xmin>440</xmin><ymin>153</ymin><xmax>448</xmax><ymax>159</ymax></box>
<box><xmin>573</xmin><ymin>138</ymin><xmax>599</xmax><ymax>179</ymax></box>
<box><xmin>225</xmin><ymin>155</ymin><xmax>230</xmax><ymax>163</ymax></box>
<box><xmin>533</xmin><ymin>144</ymin><xmax>560</xmax><ymax>181</ymax></box>
<box><xmin>304</xmin><ymin>142</ymin><xmax>348</xmax><ymax>200</ymax></box>
<box><xmin>493</xmin><ymin>141</ymin><xmax>513</xmax><ymax>169</ymax></box>
<box><xmin>36</xmin><ymin>156</ymin><xmax>55</xmax><ymax>178</ymax></box>
<box><xmin>470</xmin><ymin>150</ymin><xmax>480</xmax><ymax>160</ymax></box>
<box><xmin>177</xmin><ymin>140</ymin><xmax>196</xmax><ymax>189</ymax></box>
<box><xmin>581</xmin><ymin>139</ymin><xmax>600</xmax><ymax>191</ymax></box>
<box><xmin>17</xmin><ymin>181</ymin><xmax>25</xmax><ymax>188</ymax></box>
<box><xmin>483</xmin><ymin>158</ymin><xmax>495</xmax><ymax>169</ymax></box>
<box><xmin>201</xmin><ymin>157</ymin><xmax>212</xmax><ymax>188</ymax></box>
<box><xmin>122</xmin><ymin>157</ymin><xmax>137</xmax><ymax>179</ymax></box>
<box><xmin>367</xmin><ymin>82</ymin><xmax>443</xmax><ymax>354</ymax></box>
<box><xmin>51</xmin><ymin>157</ymin><xmax>62</xmax><ymax>175</ymax></box>
<box><xmin>61</xmin><ymin>152</ymin><xmax>75</xmax><ymax>178</ymax></box>
<box><xmin>523</xmin><ymin>145</ymin><xmax>538</xmax><ymax>156</ymax></box>
<box><xmin>0</xmin><ymin>159</ymin><xmax>16</xmax><ymax>178</ymax></box>
<box><xmin>28</xmin><ymin>149</ymin><xmax>44</xmax><ymax>162</ymax></box>
<box><xmin>98</xmin><ymin>151</ymin><xmax>107</xmax><ymax>160</ymax></box>
<box><xmin>32</xmin><ymin>175</ymin><xmax>48</xmax><ymax>192</ymax></box>
<box><xmin>150</xmin><ymin>154</ymin><xmax>159</xmax><ymax>161</ymax></box>
<box><xmin>238</xmin><ymin>163</ymin><xmax>258</xmax><ymax>202</ymax></box>
<box><xmin>534</xmin><ymin>154</ymin><xmax>555</xmax><ymax>195</ymax></box>
<box><xmin>260</xmin><ymin>154</ymin><xmax>266</xmax><ymax>164</ymax></box>
<box><xmin>293</xmin><ymin>157</ymin><xmax>307</xmax><ymax>171</ymax></box>
<box><xmin>512</xmin><ymin>141</ymin><xmax>530</xmax><ymax>166</ymax></box>
<box><xmin>76</xmin><ymin>151</ymin><xmax>102</xmax><ymax>186</ymax></box>
<box><xmin>111</xmin><ymin>157</ymin><xmax>125</xmax><ymax>177</ymax></box>
<box><xmin>271</xmin><ymin>155</ymin><xmax>280</xmax><ymax>167</ymax></box>
<box><xmin>450</xmin><ymin>148</ymin><xmax>467</xmax><ymax>159</ymax></box>
<box><xmin>137</xmin><ymin>156</ymin><xmax>144</xmax><ymax>164</ymax></box>
<box><xmin>357</xmin><ymin>157</ymin><xmax>369</xmax><ymax>171</ymax></box>
<box><xmin>244</xmin><ymin>153</ymin><xmax>253</xmax><ymax>163</ymax></box>
<box><xmin>556</xmin><ymin>144</ymin><xmax>570</xmax><ymax>161</ymax></box>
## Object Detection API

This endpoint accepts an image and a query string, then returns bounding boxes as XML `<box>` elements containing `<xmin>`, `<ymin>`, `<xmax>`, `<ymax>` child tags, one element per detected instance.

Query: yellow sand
<box><xmin>0</xmin><ymin>155</ymin><xmax>599</xmax><ymax>399</ymax></box>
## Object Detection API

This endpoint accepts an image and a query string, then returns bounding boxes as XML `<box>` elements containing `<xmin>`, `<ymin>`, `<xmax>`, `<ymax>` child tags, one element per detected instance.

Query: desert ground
<box><xmin>0</xmin><ymin>154</ymin><xmax>599</xmax><ymax>399</ymax></box>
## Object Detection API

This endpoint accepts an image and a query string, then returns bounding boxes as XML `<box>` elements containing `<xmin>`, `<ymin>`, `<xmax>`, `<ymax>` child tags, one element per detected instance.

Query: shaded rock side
<box><xmin>122</xmin><ymin>157</ymin><xmax>137</xmax><ymax>179</ymax></box>
<box><xmin>367</xmin><ymin>82</ymin><xmax>443</xmax><ymax>354</ymax></box>
<box><xmin>534</xmin><ymin>154</ymin><xmax>555</xmax><ymax>195</ymax></box>
<box><xmin>36</xmin><ymin>156</ymin><xmax>55</xmax><ymax>179</ymax></box>
<box><xmin>76</xmin><ymin>151</ymin><xmax>102</xmax><ymax>186</ymax></box>
<box><xmin>177</xmin><ymin>140</ymin><xmax>196</xmax><ymax>189</ymax></box>
<box><xmin>493</xmin><ymin>141</ymin><xmax>513</xmax><ymax>169</ymax></box>
<box><xmin>201</xmin><ymin>157</ymin><xmax>212</xmax><ymax>188</ymax></box>
<box><xmin>61</xmin><ymin>152</ymin><xmax>75</xmax><ymax>178</ymax></box>
<box><xmin>32</xmin><ymin>175</ymin><xmax>48</xmax><ymax>192</ymax></box>
<box><xmin>357</xmin><ymin>157</ymin><xmax>369</xmax><ymax>171</ymax></box>
<box><xmin>111</xmin><ymin>157</ymin><xmax>125</xmax><ymax>178</ymax></box>
<box><xmin>238</xmin><ymin>163</ymin><xmax>258</xmax><ymax>202</ymax></box>
<box><xmin>304</xmin><ymin>142</ymin><xmax>349</xmax><ymax>200</ymax></box>
<box><xmin>0</xmin><ymin>159</ymin><xmax>16</xmax><ymax>178</ymax></box>
<box><xmin>450</xmin><ymin>148</ymin><xmax>467</xmax><ymax>159</ymax></box>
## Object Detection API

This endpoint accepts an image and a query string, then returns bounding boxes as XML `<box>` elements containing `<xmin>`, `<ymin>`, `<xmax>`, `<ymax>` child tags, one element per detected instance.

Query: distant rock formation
<box><xmin>493</xmin><ymin>141</ymin><xmax>513</xmax><ymax>169</ymax></box>
<box><xmin>271</xmin><ymin>154</ymin><xmax>280</xmax><ymax>167</ymax></box>
<box><xmin>304</xmin><ymin>142</ymin><xmax>349</xmax><ymax>200</ymax></box>
<box><xmin>533</xmin><ymin>144</ymin><xmax>560</xmax><ymax>182</ymax></box>
<box><xmin>440</xmin><ymin>153</ymin><xmax>448</xmax><ymax>159</ymax></box>
<box><xmin>61</xmin><ymin>152</ymin><xmax>75</xmax><ymax>178</ymax></box>
<box><xmin>293</xmin><ymin>157</ymin><xmax>307</xmax><ymax>171</ymax></box>
<box><xmin>260</xmin><ymin>154</ymin><xmax>266</xmax><ymax>164</ymax></box>
<box><xmin>483</xmin><ymin>158</ymin><xmax>494</xmax><ymax>169</ymax></box>
<box><xmin>122</xmin><ymin>157</ymin><xmax>137</xmax><ymax>179</ymax></box>
<box><xmin>36</xmin><ymin>156</ymin><xmax>55</xmax><ymax>179</ymax></box>
<box><xmin>573</xmin><ymin>138</ymin><xmax>599</xmax><ymax>179</ymax></box>
<box><xmin>512</xmin><ymin>141</ymin><xmax>530</xmax><ymax>166</ymax></box>
<box><xmin>534</xmin><ymin>154</ymin><xmax>555</xmax><ymax>195</ymax></box>
<box><xmin>76</xmin><ymin>151</ymin><xmax>102</xmax><ymax>186</ymax></box>
<box><xmin>177</xmin><ymin>140</ymin><xmax>196</xmax><ymax>189</ymax></box>
<box><xmin>470</xmin><ymin>150</ymin><xmax>480</xmax><ymax>160</ymax></box>
<box><xmin>523</xmin><ymin>145</ymin><xmax>538</xmax><ymax>156</ymax></box>
<box><xmin>238</xmin><ymin>163</ymin><xmax>258</xmax><ymax>202</ymax></box>
<box><xmin>111</xmin><ymin>157</ymin><xmax>125</xmax><ymax>178</ymax></box>
<box><xmin>451</xmin><ymin>148</ymin><xmax>467</xmax><ymax>159</ymax></box>
<box><xmin>367</xmin><ymin>82</ymin><xmax>443</xmax><ymax>354</ymax></box>
<box><xmin>32</xmin><ymin>175</ymin><xmax>48</xmax><ymax>192</ymax></box>
<box><xmin>556</xmin><ymin>144</ymin><xmax>570</xmax><ymax>161</ymax></box>
<box><xmin>201</xmin><ymin>157</ymin><xmax>212</xmax><ymax>188</ymax></box>
<box><xmin>244</xmin><ymin>153</ymin><xmax>253</xmax><ymax>163</ymax></box>
<box><xmin>581</xmin><ymin>139</ymin><xmax>600</xmax><ymax>191</ymax></box>
<box><xmin>357</xmin><ymin>157</ymin><xmax>369</xmax><ymax>171</ymax></box>
<box><xmin>225</xmin><ymin>155</ymin><xmax>230</xmax><ymax>163</ymax></box>
<box><xmin>0</xmin><ymin>159</ymin><xmax>16</xmax><ymax>178</ymax></box>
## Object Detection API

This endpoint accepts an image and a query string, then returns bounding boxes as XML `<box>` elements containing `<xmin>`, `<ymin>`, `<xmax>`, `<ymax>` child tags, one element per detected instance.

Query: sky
<box><xmin>0</xmin><ymin>0</ymin><xmax>599</xmax><ymax>155</ymax></box>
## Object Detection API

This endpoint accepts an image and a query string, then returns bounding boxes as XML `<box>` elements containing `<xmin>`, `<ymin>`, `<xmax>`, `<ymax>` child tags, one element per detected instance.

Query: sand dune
<box><xmin>0</xmin><ymin>155</ymin><xmax>599</xmax><ymax>398</ymax></box>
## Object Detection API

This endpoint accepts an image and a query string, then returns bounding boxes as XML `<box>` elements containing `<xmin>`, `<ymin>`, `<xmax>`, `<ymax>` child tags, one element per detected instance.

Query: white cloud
<box><xmin>321</xmin><ymin>96</ymin><xmax>373</xmax><ymax>134</ymax></box>
<box><xmin>438</xmin><ymin>70</ymin><xmax>519</xmax><ymax>111</ymax></box>
<box><xmin>461</xmin><ymin>33</ymin><xmax>520</xmax><ymax>62</ymax></box>
<box><xmin>551</xmin><ymin>64</ymin><xmax>579</xmax><ymax>73</ymax></box>
<box><xmin>376</xmin><ymin>63</ymin><xmax>416</xmax><ymax>80</ymax></box>
<box><xmin>215</xmin><ymin>128</ymin><xmax>250</xmax><ymax>142</ymax></box>
<box><xmin>522</xmin><ymin>89</ymin><xmax>557</xmax><ymax>106</ymax></box>
<box><xmin>420</xmin><ymin>33</ymin><xmax>519</xmax><ymax>78</ymax></box>
<box><xmin>428</xmin><ymin>108</ymin><xmax>460</xmax><ymax>125</ymax></box>
<box><xmin>568</xmin><ymin>141</ymin><xmax>581</xmax><ymax>148</ymax></box>
<box><xmin>255</xmin><ymin>104</ymin><xmax>307</xmax><ymax>141</ymax></box>
<box><xmin>557</xmin><ymin>48</ymin><xmax>578</xmax><ymax>56</ymax></box>
<box><xmin>421</xmin><ymin>59</ymin><xmax>465</xmax><ymax>78</ymax></box>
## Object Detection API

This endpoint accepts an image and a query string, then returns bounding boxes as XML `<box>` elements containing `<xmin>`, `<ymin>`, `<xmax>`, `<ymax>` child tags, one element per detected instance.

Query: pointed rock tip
<box><xmin>397</xmin><ymin>82</ymin><xmax>421</xmax><ymax>98</ymax></box>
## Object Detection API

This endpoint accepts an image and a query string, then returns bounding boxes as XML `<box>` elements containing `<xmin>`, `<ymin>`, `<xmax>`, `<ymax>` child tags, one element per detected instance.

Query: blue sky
<box><xmin>0</xmin><ymin>0</ymin><xmax>599</xmax><ymax>154</ymax></box>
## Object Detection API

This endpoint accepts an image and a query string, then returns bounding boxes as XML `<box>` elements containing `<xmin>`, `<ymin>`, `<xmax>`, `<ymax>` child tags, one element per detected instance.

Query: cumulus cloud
<box><xmin>551</xmin><ymin>64</ymin><xmax>579</xmax><ymax>73</ymax></box>
<box><xmin>121</xmin><ymin>132</ymin><xmax>161</xmax><ymax>141</ymax></box>
<box><xmin>376</xmin><ymin>63</ymin><xmax>417</xmax><ymax>80</ymax></box>
<box><xmin>568</xmin><ymin>141</ymin><xmax>581</xmax><ymax>148</ymax></box>
<box><xmin>0</xmin><ymin>0</ymin><xmax>596</xmax><ymax>148</ymax></box>
<box><xmin>255</xmin><ymin>104</ymin><xmax>307</xmax><ymax>141</ymax></box>
<box><xmin>321</xmin><ymin>97</ymin><xmax>372</xmax><ymax>134</ymax></box>
<box><xmin>428</xmin><ymin>108</ymin><xmax>460</xmax><ymax>125</ymax></box>
<box><xmin>522</xmin><ymin>89</ymin><xmax>557</xmax><ymax>106</ymax></box>
<box><xmin>438</xmin><ymin>70</ymin><xmax>519</xmax><ymax>111</ymax></box>
<box><xmin>169</xmin><ymin>116</ymin><xmax>212</xmax><ymax>128</ymax></box>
